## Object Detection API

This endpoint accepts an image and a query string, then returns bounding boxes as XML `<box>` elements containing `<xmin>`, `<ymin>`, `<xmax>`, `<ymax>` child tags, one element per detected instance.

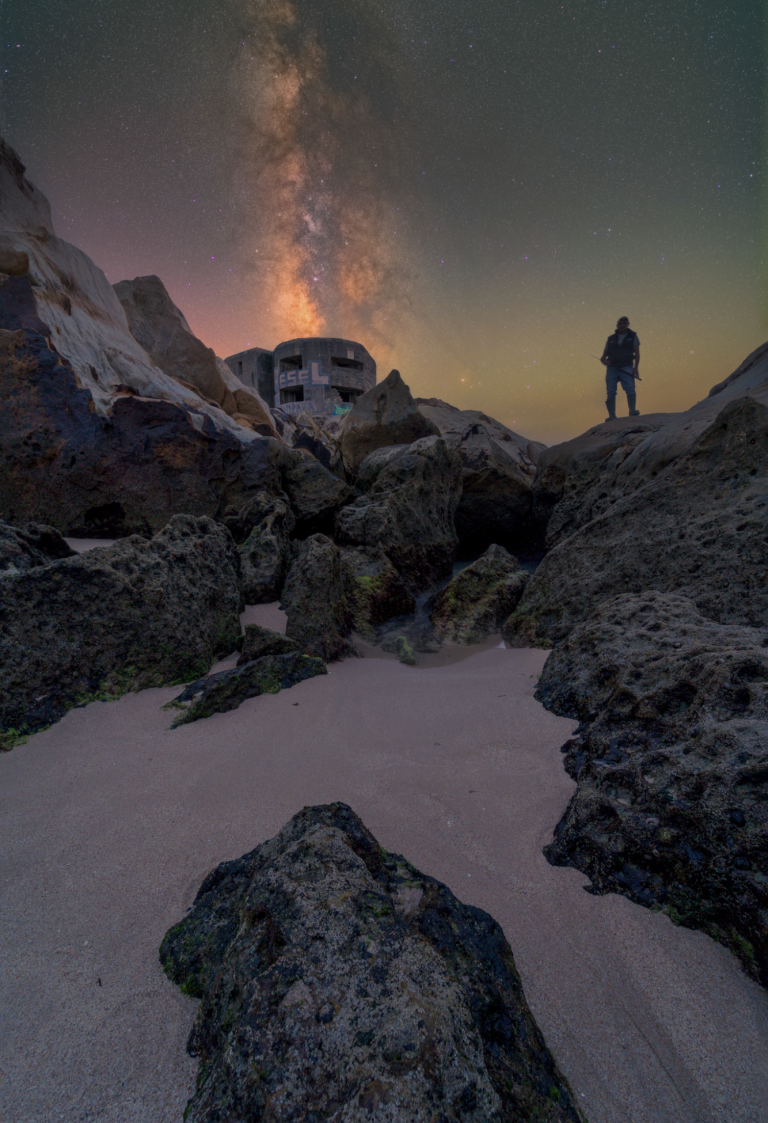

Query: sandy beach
<box><xmin>2</xmin><ymin>603</ymin><xmax>767</xmax><ymax>1123</ymax></box>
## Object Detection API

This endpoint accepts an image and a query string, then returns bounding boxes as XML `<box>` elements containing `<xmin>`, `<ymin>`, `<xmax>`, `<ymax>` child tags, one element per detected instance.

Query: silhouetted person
<box><xmin>601</xmin><ymin>316</ymin><xmax>640</xmax><ymax>420</ymax></box>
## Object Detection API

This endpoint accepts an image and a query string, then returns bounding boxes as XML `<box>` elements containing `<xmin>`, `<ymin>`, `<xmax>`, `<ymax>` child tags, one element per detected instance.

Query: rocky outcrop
<box><xmin>281</xmin><ymin>534</ymin><xmax>358</xmax><ymax>661</ymax></box>
<box><xmin>431</xmin><ymin>545</ymin><xmax>528</xmax><ymax>644</ymax></box>
<box><xmin>166</xmin><ymin>652</ymin><xmax>327</xmax><ymax>726</ymax></box>
<box><xmin>536</xmin><ymin>592</ymin><xmax>768</xmax><ymax>987</ymax></box>
<box><xmin>416</xmin><ymin>397</ymin><xmax>545</xmax><ymax>471</ymax></box>
<box><xmin>450</xmin><ymin>425</ymin><xmax>535</xmax><ymax>551</ymax></box>
<box><xmin>114</xmin><ymin>274</ymin><xmax>277</xmax><ymax>435</ymax></box>
<box><xmin>0</xmin><ymin>522</ymin><xmax>75</xmax><ymax>574</ymax></box>
<box><xmin>335</xmin><ymin>436</ymin><xmax>462</xmax><ymax>590</ymax></box>
<box><xmin>0</xmin><ymin>324</ymin><xmax>289</xmax><ymax>536</ymax></box>
<box><xmin>280</xmin><ymin>453</ymin><xmax>355</xmax><ymax>536</ymax></box>
<box><xmin>160</xmin><ymin>803</ymin><xmax>582</xmax><ymax>1123</ymax></box>
<box><xmin>341</xmin><ymin>547</ymin><xmax>415</xmax><ymax>639</ymax></box>
<box><xmin>237</xmin><ymin>494</ymin><xmax>295</xmax><ymax>604</ymax></box>
<box><xmin>340</xmin><ymin>369</ymin><xmax>439</xmax><ymax>476</ymax></box>
<box><xmin>505</xmin><ymin>397</ymin><xmax>768</xmax><ymax>646</ymax></box>
<box><xmin>237</xmin><ymin>625</ymin><xmax>301</xmax><ymax>664</ymax></box>
<box><xmin>0</xmin><ymin>515</ymin><xmax>241</xmax><ymax>745</ymax></box>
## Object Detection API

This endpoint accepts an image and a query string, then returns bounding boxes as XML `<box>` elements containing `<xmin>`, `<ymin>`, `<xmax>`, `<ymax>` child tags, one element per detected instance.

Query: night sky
<box><xmin>3</xmin><ymin>0</ymin><xmax>764</xmax><ymax>444</ymax></box>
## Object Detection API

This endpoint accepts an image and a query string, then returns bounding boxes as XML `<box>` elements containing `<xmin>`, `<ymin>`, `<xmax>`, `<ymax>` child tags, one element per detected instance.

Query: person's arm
<box><xmin>633</xmin><ymin>342</ymin><xmax>641</xmax><ymax>379</ymax></box>
<box><xmin>600</xmin><ymin>340</ymin><xmax>610</xmax><ymax>366</ymax></box>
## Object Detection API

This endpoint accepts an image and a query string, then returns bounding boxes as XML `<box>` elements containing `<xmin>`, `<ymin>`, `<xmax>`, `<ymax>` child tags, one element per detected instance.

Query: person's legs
<box><xmin>605</xmin><ymin>367</ymin><xmax>620</xmax><ymax>420</ymax></box>
<box><xmin>617</xmin><ymin>369</ymin><xmax>639</xmax><ymax>415</ymax></box>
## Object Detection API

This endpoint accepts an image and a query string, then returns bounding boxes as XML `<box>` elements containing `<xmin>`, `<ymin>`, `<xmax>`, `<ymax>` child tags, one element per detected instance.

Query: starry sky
<box><xmin>2</xmin><ymin>0</ymin><xmax>764</xmax><ymax>444</ymax></box>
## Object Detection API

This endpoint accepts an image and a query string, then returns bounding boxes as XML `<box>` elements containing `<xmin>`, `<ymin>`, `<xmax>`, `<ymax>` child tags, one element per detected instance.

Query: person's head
<box><xmin>616</xmin><ymin>316</ymin><xmax>630</xmax><ymax>331</ymax></box>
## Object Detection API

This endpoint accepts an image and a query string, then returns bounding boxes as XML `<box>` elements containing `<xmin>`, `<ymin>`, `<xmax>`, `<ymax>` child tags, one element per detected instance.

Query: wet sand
<box><xmin>1</xmin><ymin>608</ymin><xmax>767</xmax><ymax>1122</ymax></box>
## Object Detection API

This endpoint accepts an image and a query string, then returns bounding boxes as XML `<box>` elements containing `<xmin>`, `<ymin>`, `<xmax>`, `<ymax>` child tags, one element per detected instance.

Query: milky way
<box><xmin>2</xmin><ymin>0</ymin><xmax>764</xmax><ymax>442</ymax></box>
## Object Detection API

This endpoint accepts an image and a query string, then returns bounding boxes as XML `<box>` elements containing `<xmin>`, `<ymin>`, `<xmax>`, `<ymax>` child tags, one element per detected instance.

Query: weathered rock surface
<box><xmin>340</xmin><ymin>369</ymin><xmax>439</xmax><ymax>476</ymax></box>
<box><xmin>281</xmin><ymin>534</ymin><xmax>358</xmax><ymax>661</ymax></box>
<box><xmin>281</xmin><ymin>454</ymin><xmax>355</xmax><ymax>536</ymax></box>
<box><xmin>505</xmin><ymin>397</ymin><xmax>768</xmax><ymax>646</ymax></box>
<box><xmin>0</xmin><ymin>521</ymin><xmax>76</xmax><ymax>574</ymax></box>
<box><xmin>114</xmin><ymin>274</ymin><xmax>277</xmax><ymax>435</ymax></box>
<box><xmin>341</xmin><ymin>547</ymin><xmax>415</xmax><ymax>639</ymax></box>
<box><xmin>160</xmin><ymin>803</ymin><xmax>582</xmax><ymax>1123</ymax></box>
<box><xmin>0</xmin><ymin>323</ymin><xmax>288</xmax><ymax>536</ymax></box>
<box><xmin>0</xmin><ymin>515</ymin><xmax>241</xmax><ymax>743</ymax></box>
<box><xmin>380</xmin><ymin>633</ymin><xmax>419</xmax><ymax>665</ymax></box>
<box><xmin>431</xmin><ymin>545</ymin><xmax>528</xmax><ymax>644</ymax></box>
<box><xmin>536</xmin><ymin>591</ymin><xmax>768</xmax><ymax>986</ymax></box>
<box><xmin>416</xmin><ymin>397</ymin><xmax>545</xmax><ymax>471</ymax></box>
<box><xmin>450</xmin><ymin>425</ymin><xmax>535</xmax><ymax>551</ymax></box>
<box><xmin>238</xmin><ymin>494</ymin><xmax>295</xmax><ymax>604</ymax></box>
<box><xmin>237</xmin><ymin>624</ymin><xmax>301</xmax><ymax>665</ymax></box>
<box><xmin>335</xmin><ymin>436</ymin><xmax>462</xmax><ymax>590</ymax></box>
<box><xmin>166</xmin><ymin>652</ymin><xmax>326</xmax><ymax>726</ymax></box>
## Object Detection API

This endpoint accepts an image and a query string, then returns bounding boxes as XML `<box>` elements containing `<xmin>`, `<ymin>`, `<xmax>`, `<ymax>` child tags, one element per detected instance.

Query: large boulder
<box><xmin>281</xmin><ymin>534</ymin><xmax>358</xmax><ymax>661</ymax></box>
<box><xmin>339</xmin><ymin>369</ymin><xmax>439</xmax><ymax>476</ymax></box>
<box><xmin>160</xmin><ymin>803</ymin><xmax>582</xmax><ymax>1123</ymax></box>
<box><xmin>430</xmin><ymin>545</ymin><xmax>528</xmax><ymax>644</ymax></box>
<box><xmin>238</xmin><ymin>494</ymin><xmax>295</xmax><ymax>604</ymax></box>
<box><xmin>0</xmin><ymin>515</ymin><xmax>241</xmax><ymax>745</ymax></box>
<box><xmin>114</xmin><ymin>274</ymin><xmax>277</xmax><ymax>436</ymax></box>
<box><xmin>340</xmin><ymin>546</ymin><xmax>416</xmax><ymax>639</ymax></box>
<box><xmin>450</xmin><ymin>425</ymin><xmax>535</xmax><ymax>552</ymax></box>
<box><xmin>505</xmin><ymin>397</ymin><xmax>768</xmax><ymax>646</ymax></box>
<box><xmin>536</xmin><ymin>592</ymin><xmax>768</xmax><ymax>987</ymax></box>
<box><xmin>237</xmin><ymin>625</ymin><xmax>301</xmax><ymax>664</ymax></box>
<box><xmin>0</xmin><ymin>522</ymin><xmax>75</xmax><ymax>574</ymax></box>
<box><xmin>280</xmin><ymin>454</ymin><xmax>355</xmax><ymax>536</ymax></box>
<box><xmin>335</xmin><ymin>436</ymin><xmax>462</xmax><ymax>590</ymax></box>
<box><xmin>0</xmin><ymin>324</ymin><xmax>287</xmax><ymax>536</ymax></box>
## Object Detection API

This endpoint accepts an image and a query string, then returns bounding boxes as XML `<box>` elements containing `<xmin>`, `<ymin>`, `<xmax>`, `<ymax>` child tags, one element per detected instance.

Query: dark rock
<box><xmin>0</xmin><ymin>325</ymin><xmax>288</xmax><ymax>537</ymax></box>
<box><xmin>340</xmin><ymin>369</ymin><xmax>439</xmax><ymax>476</ymax></box>
<box><xmin>238</xmin><ymin>494</ymin><xmax>295</xmax><ymax>604</ymax></box>
<box><xmin>335</xmin><ymin>435</ymin><xmax>462</xmax><ymax>590</ymax></box>
<box><xmin>380</xmin><ymin>633</ymin><xmax>419</xmax><ymax>664</ymax></box>
<box><xmin>0</xmin><ymin>514</ymin><xmax>241</xmax><ymax>745</ymax></box>
<box><xmin>166</xmin><ymin>652</ymin><xmax>326</xmax><ymax>726</ymax></box>
<box><xmin>431</xmin><ymin>545</ymin><xmax>528</xmax><ymax>644</ymax></box>
<box><xmin>0</xmin><ymin>521</ymin><xmax>76</xmax><ymax>574</ymax></box>
<box><xmin>281</xmin><ymin>534</ymin><xmax>359</xmax><ymax>661</ymax></box>
<box><xmin>160</xmin><ymin>803</ymin><xmax>583</xmax><ymax>1123</ymax></box>
<box><xmin>505</xmin><ymin>397</ymin><xmax>768</xmax><ymax>646</ymax></box>
<box><xmin>354</xmin><ymin>443</ymin><xmax>412</xmax><ymax>492</ymax></box>
<box><xmin>341</xmin><ymin>546</ymin><xmax>416</xmax><ymax>640</ymax></box>
<box><xmin>237</xmin><ymin>624</ymin><xmax>301</xmax><ymax>665</ymax></box>
<box><xmin>450</xmin><ymin>425</ymin><xmax>535</xmax><ymax>552</ymax></box>
<box><xmin>281</xmin><ymin>454</ymin><xmax>355</xmax><ymax>537</ymax></box>
<box><xmin>537</xmin><ymin>591</ymin><xmax>768</xmax><ymax>986</ymax></box>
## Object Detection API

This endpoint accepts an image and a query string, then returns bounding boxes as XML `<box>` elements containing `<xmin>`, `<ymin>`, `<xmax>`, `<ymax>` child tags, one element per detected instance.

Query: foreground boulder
<box><xmin>281</xmin><ymin>534</ymin><xmax>358</xmax><ymax>661</ymax></box>
<box><xmin>340</xmin><ymin>369</ymin><xmax>439</xmax><ymax>476</ymax></box>
<box><xmin>160</xmin><ymin>803</ymin><xmax>582</xmax><ymax>1122</ymax></box>
<box><xmin>237</xmin><ymin>624</ymin><xmax>301</xmax><ymax>664</ymax></box>
<box><xmin>0</xmin><ymin>522</ymin><xmax>75</xmax><ymax>574</ymax></box>
<box><xmin>237</xmin><ymin>494</ymin><xmax>295</xmax><ymax>604</ymax></box>
<box><xmin>505</xmin><ymin>397</ymin><xmax>768</xmax><ymax>645</ymax></box>
<box><xmin>537</xmin><ymin>592</ymin><xmax>768</xmax><ymax>986</ymax></box>
<box><xmin>341</xmin><ymin>546</ymin><xmax>415</xmax><ymax>639</ymax></box>
<box><xmin>335</xmin><ymin>436</ymin><xmax>462</xmax><ymax>590</ymax></box>
<box><xmin>431</xmin><ymin>545</ymin><xmax>528</xmax><ymax>643</ymax></box>
<box><xmin>0</xmin><ymin>515</ymin><xmax>241</xmax><ymax>744</ymax></box>
<box><xmin>166</xmin><ymin>652</ymin><xmax>327</xmax><ymax>726</ymax></box>
<box><xmin>449</xmin><ymin>425</ymin><xmax>535</xmax><ymax>552</ymax></box>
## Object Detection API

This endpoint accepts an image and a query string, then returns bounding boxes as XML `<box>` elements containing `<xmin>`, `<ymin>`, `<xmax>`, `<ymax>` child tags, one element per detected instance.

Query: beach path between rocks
<box><xmin>2</xmin><ymin>608</ymin><xmax>767</xmax><ymax>1123</ymax></box>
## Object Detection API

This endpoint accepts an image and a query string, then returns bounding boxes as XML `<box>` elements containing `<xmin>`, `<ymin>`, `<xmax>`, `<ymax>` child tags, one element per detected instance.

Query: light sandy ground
<box><xmin>2</xmin><ymin>606</ymin><xmax>767</xmax><ymax>1123</ymax></box>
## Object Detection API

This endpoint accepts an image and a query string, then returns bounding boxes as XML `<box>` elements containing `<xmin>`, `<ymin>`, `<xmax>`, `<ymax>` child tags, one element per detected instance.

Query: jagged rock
<box><xmin>166</xmin><ymin>652</ymin><xmax>326</xmax><ymax>726</ymax></box>
<box><xmin>431</xmin><ymin>545</ymin><xmax>528</xmax><ymax>644</ymax></box>
<box><xmin>0</xmin><ymin>323</ymin><xmax>291</xmax><ymax>536</ymax></box>
<box><xmin>335</xmin><ymin>436</ymin><xmax>462</xmax><ymax>590</ymax></box>
<box><xmin>281</xmin><ymin>454</ymin><xmax>355</xmax><ymax>536</ymax></box>
<box><xmin>449</xmin><ymin>425</ymin><xmax>535</xmax><ymax>551</ymax></box>
<box><xmin>536</xmin><ymin>591</ymin><xmax>768</xmax><ymax>987</ymax></box>
<box><xmin>505</xmin><ymin>397</ymin><xmax>768</xmax><ymax>646</ymax></box>
<box><xmin>281</xmin><ymin>534</ymin><xmax>358</xmax><ymax>661</ymax></box>
<box><xmin>416</xmin><ymin>397</ymin><xmax>545</xmax><ymax>473</ymax></box>
<box><xmin>160</xmin><ymin>803</ymin><xmax>583</xmax><ymax>1123</ymax></box>
<box><xmin>238</xmin><ymin>495</ymin><xmax>295</xmax><ymax>604</ymax></box>
<box><xmin>340</xmin><ymin>369</ymin><xmax>439</xmax><ymax>476</ymax></box>
<box><xmin>0</xmin><ymin>522</ymin><xmax>76</xmax><ymax>574</ymax></box>
<box><xmin>0</xmin><ymin>515</ymin><xmax>241</xmax><ymax>745</ymax></box>
<box><xmin>237</xmin><ymin>625</ymin><xmax>301</xmax><ymax>665</ymax></box>
<box><xmin>114</xmin><ymin>274</ymin><xmax>277</xmax><ymax>435</ymax></box>
<box><xmin>355</xmin><ymin>443</ymin><xmax>412</xmax><ymax>491</ymax></box>
<box><xmin>341</xmin><ymin>547</ymin><xmax>415</xmax><ymax>639</ymax></box>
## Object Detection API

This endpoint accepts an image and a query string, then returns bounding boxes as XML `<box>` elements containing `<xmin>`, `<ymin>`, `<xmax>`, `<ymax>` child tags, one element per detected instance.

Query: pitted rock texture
<box><xmin>238</xmin><ymin>494</ymin><xmax>295</xmax><ymax>604</ymax></box>
<box><xmin>537</xmin><ymin>592</ymin><xmax>768</xmax><ymax>986</ymax></box>
<box><xmin>160</xmin><ymin>803</ymin><xmax>583</xmax><ymax>1123</ymax></box>
<box><xmin>0</xmin><ymin>521</ymin><xmax>76</xmax><ymax>574</ymax></box>
<box><xmin>166</xmin><ymin>652</ymin><xmax>326</xmax><ymax>726</ymax></box>
<box><xmin>448</xmin><ymin>425</ymin><xmax>535</xmax><ymax>552</ymax></box>
<box><xmin>237</xmin><ymin>624</ymin><xmax>301</xmax><ymax>665</ymax></box>
<box><xmin>505</xmin><ymin>397</ymin><xmax>768</xmax><ymax>646</ymax></box>
<box><xmin>280</xmin><ymin>454</ymin><xmax>355</xmax><ymax>537</ymax></box>
<box><xmin>340</xmin><ymin>369</ymin><xmax>439</xmax><ymax>476</ymax></box>
<box><xmin>335</xmin><ymin>436</ymin><xmax>462</xmax><ymax>591</ymax></box>
<box><xmin>431</xmin><ymin>545</ymin><xmax>529</xmax><ymax>644</ymax></box>
<box><xmin>341</xmin><ymin>547</ymin><xmax>416</xmax><ymax>640</ymax></box>
<box><xmin>281</xmin><ymin>534</ymin><xmax>359</xmax><ymax>661</ymax></box>
<box><xmin>0</xmin><ymin>514</ymin><xmax>241</xmax><ymax>743</ymax></box>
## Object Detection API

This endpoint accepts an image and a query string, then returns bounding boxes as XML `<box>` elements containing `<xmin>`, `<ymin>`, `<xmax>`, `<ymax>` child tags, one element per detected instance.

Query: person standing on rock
<box><xmin>600</xmin><ymin>316</ymin><xmax>641</xmax><ymax>421</ymax></box>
